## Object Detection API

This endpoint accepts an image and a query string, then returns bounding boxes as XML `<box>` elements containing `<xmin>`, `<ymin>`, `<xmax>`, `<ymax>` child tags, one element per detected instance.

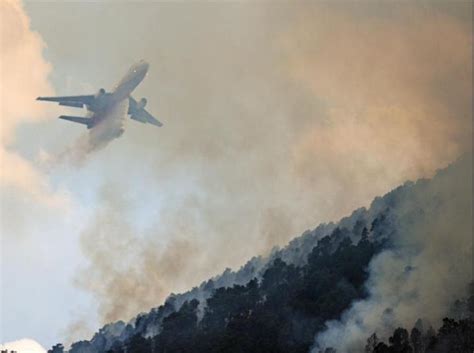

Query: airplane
<box><xmin>37</xmin><ymin>60</ymin><xmax>162</xmax><ymax>138</ymax></box>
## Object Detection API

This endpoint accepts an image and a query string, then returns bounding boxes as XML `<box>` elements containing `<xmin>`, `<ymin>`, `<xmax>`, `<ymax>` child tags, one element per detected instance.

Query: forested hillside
<box><xmin>50</xmin><ymin>155</ymin><xmax>472</xmax><ymax>353</ymax></box>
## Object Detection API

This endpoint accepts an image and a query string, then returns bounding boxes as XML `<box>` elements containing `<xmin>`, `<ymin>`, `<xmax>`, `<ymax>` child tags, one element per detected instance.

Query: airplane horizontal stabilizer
<box><xmin>58</xmin><ymin>115</ymin><xmax>93</xmax><ymax>128</ymax></box>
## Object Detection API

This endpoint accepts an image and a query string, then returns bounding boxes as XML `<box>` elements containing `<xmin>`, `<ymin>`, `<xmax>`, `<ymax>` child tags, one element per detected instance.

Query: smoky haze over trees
<box><xmin>54</xmin><ymin>154</ymin><xmax>472</xmax><ymax>353</ymax></box>
<box><xmin>2</xmin><ymin>0</ymin><xmax>471</xmax><ymax>347</ymax></box>
<box><xmin>63</xmin><ymin>1</ymin><xmax>472</xmax><ymax>334</ymax></box>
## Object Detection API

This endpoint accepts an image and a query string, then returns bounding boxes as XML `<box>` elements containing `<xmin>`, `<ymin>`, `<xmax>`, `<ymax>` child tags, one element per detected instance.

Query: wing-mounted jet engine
<box><xmin>36</xmin><ymin>60</ymin><xmax>163</xmax><ymax>131</ymax></box>
<box><xmin>96</xmin><ymin>88</ymin><xmax>106</xmax><ymax>97</ymax></box>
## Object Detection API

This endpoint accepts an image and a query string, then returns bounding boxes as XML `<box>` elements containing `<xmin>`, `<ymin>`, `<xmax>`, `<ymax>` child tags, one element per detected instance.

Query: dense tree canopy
<box><xmin>99</xmin><ymin>229</ymin><xmax>383</xmax><ymax>353</ymax></box>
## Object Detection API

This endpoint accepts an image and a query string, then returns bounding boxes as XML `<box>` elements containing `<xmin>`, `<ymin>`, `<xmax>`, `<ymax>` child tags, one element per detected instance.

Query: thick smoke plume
<box><xmin>68</xmin><ymin>0</ymin><xmax>471</xmax><ymax>333</ymax></box>
<box><xmin>312</xmin><ymin>154</ymin><xmax>472</xmax><ymax>352</ymax></box>
<box><xmin>76</xmin><ymin>186</ymin><xmax>215</xmax><ymax>324</ymax></box>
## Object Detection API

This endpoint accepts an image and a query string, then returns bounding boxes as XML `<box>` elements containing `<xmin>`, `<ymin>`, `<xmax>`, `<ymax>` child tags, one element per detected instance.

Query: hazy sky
<box><xmin>1</xmin><ymin>0</ymin><xmax>471</xmax><ymax>348</ymax></box>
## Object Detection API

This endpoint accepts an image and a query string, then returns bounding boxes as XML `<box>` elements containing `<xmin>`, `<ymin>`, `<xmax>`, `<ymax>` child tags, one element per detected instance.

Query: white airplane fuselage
<box><xmin>88</xmin><ymin>61</ymin><xmax>149</xmax><ymax>138</ymax></box>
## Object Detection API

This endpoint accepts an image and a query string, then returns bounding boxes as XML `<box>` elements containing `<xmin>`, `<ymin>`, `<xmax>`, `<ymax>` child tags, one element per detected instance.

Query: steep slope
<box><xmin>56</xmin><ymin>154</ymin><xmax>471</xmax><ymax>353</ymax></box>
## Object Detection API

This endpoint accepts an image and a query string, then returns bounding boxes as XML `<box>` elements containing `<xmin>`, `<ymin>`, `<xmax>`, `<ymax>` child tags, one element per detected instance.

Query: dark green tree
<box><xmin>410</xmin><ymin>327</ymin><xmax>422</xmax><ymax>353</ymax></box>
<box><xmin>366</xmin><ymin>333</ymin><xmax>379</xmax><ymax>353</ymax></box>
<box><xmin>48</xmin><ymin>344</ymin><xmax>64</xmax><ymax>353</ymax></box>
<box><xmin>388</xmin><ymin>328</ymin><xmax>412</xmax><ymax>353</ymax></box>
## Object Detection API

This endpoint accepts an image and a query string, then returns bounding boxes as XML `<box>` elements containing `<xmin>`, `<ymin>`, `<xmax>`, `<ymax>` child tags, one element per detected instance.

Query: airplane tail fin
<box><xmin>58</xmin><ymin>115</ymin><xmax>93</xmax><ymax>128</ymax></box>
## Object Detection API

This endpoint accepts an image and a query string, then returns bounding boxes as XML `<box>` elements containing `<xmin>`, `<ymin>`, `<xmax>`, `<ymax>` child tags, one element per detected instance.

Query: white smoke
<box><xmin>0</xmin><ymin>338</ymin><xmax>47</xmax><ymax>353</ymax></box>
<box><xmin>46</xmin><ymin>99</ymin><xmax>128</xmax><ymax>166</ymax></box>
<box><xmin>0</xmin><ymin>0</ymin><xmax>67</xmax><ymax>207</ymax></box>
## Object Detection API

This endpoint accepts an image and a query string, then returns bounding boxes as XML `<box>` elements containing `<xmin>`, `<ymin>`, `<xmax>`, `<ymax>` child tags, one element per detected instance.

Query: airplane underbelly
<box><xmin>109</xmin><ymin>98</ymin><xmax>128</xmax><ymax>121</ymax></box>
<box><xmin>96</xmin><ymin>98</ymin><xmax>128</xmax><ymax>125</ymax></box>
<box><xmin>90</xmin><ymin>99</ymin><xmax>128</xmax><ymax>140</ymax></box>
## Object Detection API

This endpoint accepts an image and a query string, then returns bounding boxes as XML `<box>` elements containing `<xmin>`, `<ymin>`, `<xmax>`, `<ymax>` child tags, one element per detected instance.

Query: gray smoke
<box><xmin>66</xmin><ymin>153</ymin><xmax>471</xmax><ymax>349</ymax></box>
<box><xmin>312</xmin><ymin>154</ymin><xmax>473</xmax><ymax>352</ymax></box>
<box><xmin>50</xmin><ymin>0</ymin><xmax>471</xmax><ymax>340</ymax></box>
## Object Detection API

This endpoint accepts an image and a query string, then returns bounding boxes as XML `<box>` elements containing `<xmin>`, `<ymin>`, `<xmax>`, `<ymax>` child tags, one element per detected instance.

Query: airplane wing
<box><xmin>131</xmin><ymin>109</ymin><xmax>163</xmax><ymax>127</ymax></box>
<box><xmin>144</xmin><ymin>110</ymin><xmax>163</xmax><ymax>127</ymax></box>
<box><xmin>37</xmin><ymin>95</ymin><xmax>95</xmax><ymax>108</ymax></box>
<box><xmin>128</xmin><ymin>97</ymin><xmax>163</xmax><ymax>127</ymax></box>
<box><xmin>128</xmin><ymin>95</ymin><xmax>139</xmax><ymax>113</ymax></box>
